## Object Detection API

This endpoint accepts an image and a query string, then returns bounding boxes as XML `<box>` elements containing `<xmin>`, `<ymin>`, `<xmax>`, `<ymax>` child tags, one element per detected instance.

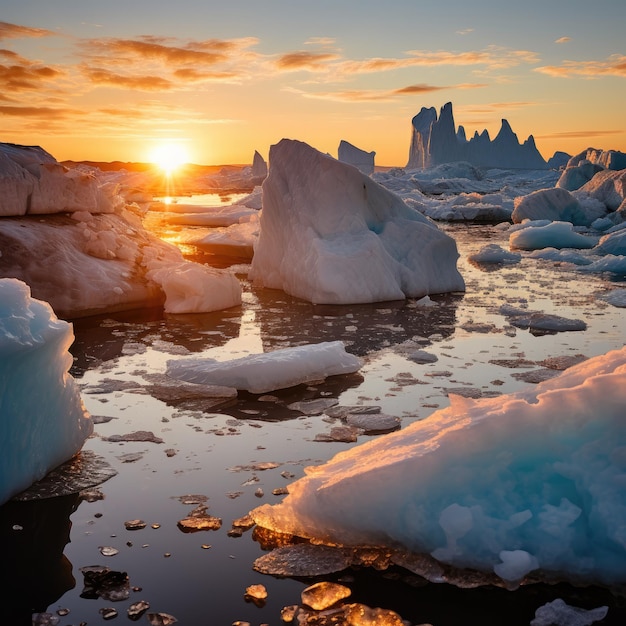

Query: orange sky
<box><xmin>1</xmin><ymin>1</ymin><xmax>625</xmax><ymax>166</ymax></box>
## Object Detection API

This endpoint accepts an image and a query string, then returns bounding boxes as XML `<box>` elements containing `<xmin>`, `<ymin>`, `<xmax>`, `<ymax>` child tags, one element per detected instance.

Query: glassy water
<box><xmin>2</xmin><ymin>224</ymin><xmax>625</xmax><ymax>625</ymax></box>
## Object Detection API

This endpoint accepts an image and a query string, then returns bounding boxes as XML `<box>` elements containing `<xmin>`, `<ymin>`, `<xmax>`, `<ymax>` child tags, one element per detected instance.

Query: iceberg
<box><xmin>337</xmin><ymin>140</ymin><xmax>375</xmax><ymax>175</ymax></box>
<box><xmin>249</xmin><ymin>139</ymin><xmax>465</xmax><ymax>304</ymax></box>
<box><xmin>166</xmin><ymin>340</ymin><xmax>362</xmax><ymax>394</ymax></box>
<box><xmin>0</xmin><ymin>143</ymin><xmax>242</xmax><ymax>317</ymax></box>
<box><xmin>509</xmin><ymin>221</ymin><xmax>597</xmax><ymax>251</ymax></box>
<box><xmin>251</xmin><ymin>346</ymin><xmax>626</xmax><ymax>587</ymax></box>
<box><xmin>0</xmin><ymin>278</ymin><xmax>93</xmax><ymax>505</ymax></box>
<box><xmin>407</xmin><ymin>102</ymin><xmax>548</xmax><ymax>170</ymax></box>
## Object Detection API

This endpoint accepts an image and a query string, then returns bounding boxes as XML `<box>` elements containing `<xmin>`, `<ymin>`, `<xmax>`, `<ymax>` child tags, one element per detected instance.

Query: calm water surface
<box><xmin>3</xmin><ymin>224</ymin><xmax>625</xmax><ymax>625</ymax></box>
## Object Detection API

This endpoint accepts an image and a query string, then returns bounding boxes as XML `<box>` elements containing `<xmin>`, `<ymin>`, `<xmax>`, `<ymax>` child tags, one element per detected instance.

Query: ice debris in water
<box><xmin>166</xmin><ymin>341</ymin><xmax>361</xmax><ymax>394</ymax></box>
<box><xmin>300</xmin><ymin>581</ymin><xmax>352</xmax><ymax>610</ymax></box>
<box><xmin>244</xmin><ymin>583</ymin><xmax>268</xmax><ymax>606</ymax></box>
<box><xmin>80</xmin><ymin>566</ymin><xmax>130</xmax><ymax>601</ymax></box>
<box><xmin>253</xmin><ymin>543</ymin><xmax>352</xmax><ymax>576</ymax></box>
<box><xmin>146</xmin><ymin>613</ymin><xmax>178</xmax><ymax>625</ymax></box>
<box><xmin>499</xmin><ymin>304</ymin><xmax>587</xmax><ymax>332</ymax></box>
<box><xmin>530</xmin><ymin>599</ymin><xmax>608</xmax><ymax>626</ymax></box>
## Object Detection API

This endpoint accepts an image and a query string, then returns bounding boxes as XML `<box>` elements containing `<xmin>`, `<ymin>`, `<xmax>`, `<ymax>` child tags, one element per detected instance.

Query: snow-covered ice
<box><xmin>0</xmin><ymin>278</ymin><xmax>93</xmax><ymax>505</ymax></box>
<box><xmin>249</xmin><ymin>139</ymin><xmax>465</xmax><ymax>304</ymax></box>
<box><xmin>166</xmin><ymin>340</ymin><xmax>362</xmax><ymax>394</ymax></box>
<box><xmin>251</xmin><ymin>346</ymin><xmax>626</xmax><ymax>587</ymax></box>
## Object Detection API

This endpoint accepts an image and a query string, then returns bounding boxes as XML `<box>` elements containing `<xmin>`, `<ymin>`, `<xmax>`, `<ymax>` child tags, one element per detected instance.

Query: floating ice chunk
<box><xmin>530</xmin><ymin>599</ymin><xmax>608</xmax><ymax>626</ymax></box>
<box><xmin>468</xmin><ymin>244</ymin><xmax>521</xmax><ymax>264</ymax></box>
<box><xmin>499</xmin><ymin>305</ymin><xmax>587</xmax><ymax>332</ymax></box>
<box><xmin>509</xmin><ymin>221</ymin><xmax>597</xmax><ymax>250</ymax></box>
<box><xmin>595</xmin><ymin>228</ymin><xmax>626</xmax><ymax>256</ymax></box>
<box><xmin>166</xmin><ymin>341</ymin><xmax>362</xmax><ymax>394</ymax></box>
<box><xmin>600</xmin><ymin>288</ymin><xmax>626</xmax><ymax>307</ymax></box>
<box><xmin>146</xmin><ymin>261</ymin><xmax>241</xmax><ymax>314</ymax></box>
<box><xmin>301</xmin><ymin>581</ymin><xmax>352</xmax><ymax>610</ymax></box>
<box><xmin>512</xmin><ymin>187</ymin><xmax>592</xmax><ymax>226</ymax></box>
<box><xmin>251</xmin><ymin>346</ymin><xmax>626</xmax><ymax>586</ymax></box>
<box><xmin>578</xmin><ymin>255</ymin><xmax>626</xmax><ymax>275</ymax></box>
<box><xmin>0</xmin><ymin>279</ymin><xmax>93</xmax><ymax>505</ymax></box>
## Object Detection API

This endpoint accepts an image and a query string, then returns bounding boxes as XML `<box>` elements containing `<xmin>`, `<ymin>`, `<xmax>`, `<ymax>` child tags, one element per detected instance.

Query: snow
<box><xmin>248</xmin><ymin>139</ymin><xmax>465</xmax><ymax>304</ymax></box>
<box><xmin>0</xmin><ymin>278</ymin><xmax>93</xmax><ymax>505</ymax></box>
<box><xmin>166</xmin><ymin>340</ymin><xmax>362</xmax><ymax>394</ymax></box>
<box><xmin>251</xmin><ymin>345</ymin><xmax>626</xmax><ymax>587</ymax></box>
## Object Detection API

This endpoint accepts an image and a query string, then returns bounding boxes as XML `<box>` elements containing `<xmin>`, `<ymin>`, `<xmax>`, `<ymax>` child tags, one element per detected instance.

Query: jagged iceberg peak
<box><xmin>251</xmin><ymin>150</ymin><xmax>268</xmax><ymax>178</ymax></box>
<box><xmin>406</xmin><ymin>102</ymin><xmax>548</xmax><ymax>170</ymax></box>
<box><xmin>406</xmin><ymin>106</ymin><xmax>437</xmax><ymax>169</ymax></box>
<box><xmin>337</xmin><ymin>140</ymin><xmax>375</xmax><ymax>175</ymax></box>
<box><xmin>249</xmin><ymin>138</ymin><xmax>465</xmax><ymax>305</ymax></box>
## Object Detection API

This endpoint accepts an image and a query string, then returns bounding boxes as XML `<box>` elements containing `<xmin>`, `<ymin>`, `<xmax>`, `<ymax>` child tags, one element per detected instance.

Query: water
<box><xmin>2</xmin><ymin>224</ymin><xmax>625</xmax><ymax>625</ymax></box>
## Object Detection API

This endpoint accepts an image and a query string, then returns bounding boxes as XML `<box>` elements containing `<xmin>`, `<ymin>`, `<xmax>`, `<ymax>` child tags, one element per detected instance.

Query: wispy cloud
<box><xmin>536</xmin><ymin>129</ymin><xmax>623</xmax><ymax>139</ymax></box>
<box><xmin>273</xmin><ymin>44</ymin><xmax>540</xmax><ymax>78</ymax></box>
<box><xmin>0</xmin><ymin>50</ymin><xmax>65</xmax><ymax>91</ymax></box>
<box><xmin>77</xmin><ymin>35</ymin><xmax>260</xmax><ymax>89</ymax></box>
<box><xmin>456</xmin><ymin>28</ymin><xmax>475</xmax><ymax>36</ymax></box>
<box><xmin>555</xmin><ymin>36</ymin><xmax>571</xmax><ymax>44</ymax></box>
<box><xmin>535</xmin><ymin>54</ymin><xmax>626</xmax><ymax>78</ymax></box>
<box><xmin>0</xmin><ymin>21</ymin><xmax>56</xmax><ymax>40</ymax></box>
<box><xmin>0</xmin><ymin>104</ymin><xmax>78</xmax><ymax>118</ymax></box>
<box><xmin>286</xmin><ymin>81</ymin><xmax>486</xmax><ymax>103</ymax></box>
<box><xmin>274</xmin><ymin>51</ymin><xmax>342</xmax><ymax>71</ymax></box>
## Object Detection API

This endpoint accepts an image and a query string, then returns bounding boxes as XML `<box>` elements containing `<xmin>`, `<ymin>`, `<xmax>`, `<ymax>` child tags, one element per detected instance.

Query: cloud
<box><xmin>172</xmin><ymin>68</ymin><xmax>239</xmax><ymax>83</ymax></box>
<box><xmin>82</xmin><ymin>67</ymin><xmax>174</xmax><ymax>90</ymax></box>
<box><xmin>0</xmin><ymin>21</ymin><xmax>56</xmax><ymax>40</ymax></box>
<box><xmin>555</xmin><ymin>37</ymin><xmax>571</xmax><ymax>44</ymax></box>
<box><xmin>0</xmin><ymin>105</ymin><xmax>76</xmax><ymax>119</ymax></box>
<box><xmin>275</xmin><ymin>51</ymin><xmax>341</xmax><ymax>71</ymax></box>
<box><xmin>286</xmin><ymin>81</ymin><xmax>485</xmax><ymax>103</ymax></box>
<box><xmin>84</xmin><ymin>38</ymin><xmax>229</xmax><ymax>65</ymax></box>
<box><xmin>456</xmin><ymin>28</ymin><xmax>475</xmax><ymax>36</ymax></box>
<box><xmin>0</xmin><ymin>56</ymin><xmax>64</xmax><ymax>91</ymax></box>
<box><xmin>304</xmin><ymin>37</ymin><xmax>337</xmax><ymax>47</ymax></box>
<box><xmin>535</xmin><ymin>54</ymin><xmax>626</xmax><ymax>78</ymax></box>
<box><xmin>536</xmin><ymin>129</ymin><xmax>623</xmax><ymax>139</ymax></box>
<box><xmin>75</xmin><ymin>35</ymin><xmax>259</xmax><ymax>89</ymax></box>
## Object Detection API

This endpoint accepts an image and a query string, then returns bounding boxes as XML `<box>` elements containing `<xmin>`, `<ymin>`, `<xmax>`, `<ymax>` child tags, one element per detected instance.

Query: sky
<box><xmin>1</xmin><ymin>0</ymin><xmax>625</xmax><ymax>167</ymax></box>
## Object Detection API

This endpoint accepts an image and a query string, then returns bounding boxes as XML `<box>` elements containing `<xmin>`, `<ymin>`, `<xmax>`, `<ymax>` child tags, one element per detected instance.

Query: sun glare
<box><xmin>149</xmin><ymin>143</ymin><xmax>189</xmax><ymax>175</ymax></box>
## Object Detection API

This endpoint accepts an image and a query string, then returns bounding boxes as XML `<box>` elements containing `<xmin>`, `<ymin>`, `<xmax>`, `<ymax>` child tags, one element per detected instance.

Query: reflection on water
<box><xmin>154</xmin><ymin>192</ymin><xmax>250</xmax><ymax>207</ymax></box>
<box><xmin>2</xmin><ymin>495</ymin><xmax>79</xmax><ymax>625</ymax></box>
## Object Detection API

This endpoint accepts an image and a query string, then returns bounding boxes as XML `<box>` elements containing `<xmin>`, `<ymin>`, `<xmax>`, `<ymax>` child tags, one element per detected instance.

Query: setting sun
<box><xmin>149</xmin><ymin>143</ymin><xmax>190</xmax><ymax>175</ymax></box>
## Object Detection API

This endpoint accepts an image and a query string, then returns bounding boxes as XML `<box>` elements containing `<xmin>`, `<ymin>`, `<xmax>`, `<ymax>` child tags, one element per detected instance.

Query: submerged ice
<box><xmin>252</xmin><ymin>346</ymin><xmax>626</xmax><ymax>587</ymax></box>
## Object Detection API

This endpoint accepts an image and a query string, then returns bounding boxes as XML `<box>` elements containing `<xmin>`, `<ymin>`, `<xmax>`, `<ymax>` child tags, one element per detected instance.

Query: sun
<box><xmin>149</xmin><ymin>143</ymin><xmax>189</xmax><ymax>175</ymax></box>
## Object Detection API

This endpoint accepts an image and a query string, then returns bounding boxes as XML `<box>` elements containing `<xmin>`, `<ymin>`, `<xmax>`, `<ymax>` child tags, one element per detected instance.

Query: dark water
<box><xmin>2</xmin><ymin>224</ymin><xmax>625</xmax><ymax>625</ymax></box>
